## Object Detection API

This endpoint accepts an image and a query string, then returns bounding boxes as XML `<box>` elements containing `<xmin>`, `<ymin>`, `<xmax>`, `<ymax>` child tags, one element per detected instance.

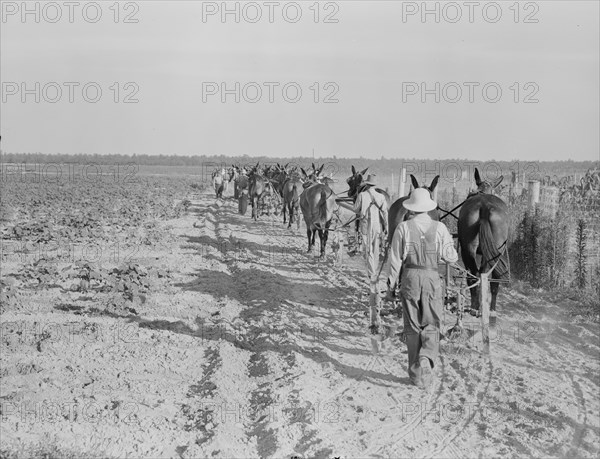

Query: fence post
<box><xmin>542</xmin><ymin>186</ymin><xmax>558</xmax><ymax>218</ymax></box>
<box><xmin>451</xmin><ymin>172</ymin><xmax>457</xmax><ymax>205</ymax></box>
<box><xmin>510</xmin><ymin>171</ymin><xmax>516</xmax><ymax>200</ymax></box>
<box><xmin>398</xmin><ymin>167</ymin><xmax>407</xmax><ymax>197</ymax></box>
<box><xmin>528</xmin><ymin>180</ymin><xmax>540</xmax><ymax>211</ymax></box>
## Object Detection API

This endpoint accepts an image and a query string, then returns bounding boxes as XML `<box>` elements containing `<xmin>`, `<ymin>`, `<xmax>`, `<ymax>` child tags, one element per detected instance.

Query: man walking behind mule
<box><xmin>384</xmin><ymin>188</ymin><xmax>458</xmax><ymax>389</ymax></box>
<box><xmin>354</xmin><ymin>174</ymin><xmax>388</xmax><ymax>333</ymax></box>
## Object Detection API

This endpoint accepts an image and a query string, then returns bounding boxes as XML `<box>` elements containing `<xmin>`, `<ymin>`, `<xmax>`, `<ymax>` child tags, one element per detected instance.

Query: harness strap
<box><xmin>361</xmin><ymin>188</ymin><xmax>387</xmax><ymax>231</ymax></box>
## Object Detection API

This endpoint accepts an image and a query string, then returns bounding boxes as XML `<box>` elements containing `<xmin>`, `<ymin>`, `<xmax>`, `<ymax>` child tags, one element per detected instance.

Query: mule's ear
<box><xmin>351</xmin><ymin>165</ymin><xmax>356</xmax><ymax>175</ymax></box>
<box><xmin>410</xmin><ymin>174</ymin><xmax>420</xmax><ymax>189</ymax></box>
<box><xmin>474</xmin><ymin>168</ymin><xmax>482</xmax><ymax>185</ymax></box>
<box><xmin>360</xmin><ymin>167</ymin><xmax>369</xmax><ymax>176</ymax></box>
<box><xmin>493</xmin><ymin>175</ymin><xmax>504</xmax><ymax>188</ymax></box>
<box><xmin>318</xmin><ymin>164</ymin><xmax>324</xmax><ymax>175</ymax></box>
<box><xmin>430</xmin><ymin>175</ymin><xmax>440</xmax><ymax>191</ymax></box>
<box><xmin>301</xmin><ymin>168</ymin><xmax>308</xmax><ymax>178</ymax></box>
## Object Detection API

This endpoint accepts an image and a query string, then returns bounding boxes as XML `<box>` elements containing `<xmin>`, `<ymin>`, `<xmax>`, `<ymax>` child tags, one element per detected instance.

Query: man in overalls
<box><xmin>354</xmin><ymin>174</ymin><xmax>388</xmax><ymax>333</ymax></box>
<box><xmin>384</xmin><ymin>188</ymin><xmax>458</xmax><ymax>389</ymax></box>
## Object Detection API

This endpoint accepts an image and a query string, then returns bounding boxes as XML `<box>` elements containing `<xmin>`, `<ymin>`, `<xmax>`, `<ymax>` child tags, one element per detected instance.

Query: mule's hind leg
<box><xmin>306</xmin><ymin>228</ymin><xmax>313</xmax><ymax>252</ymax></box>
<box><xmin>461</xmin><ymin>244</ymin><xmax>480</xmax><ymax>311</ymax></box>
<box><xmin>310</xmin><ymin>229</ymin><xmax>317</xmax><ymax>251</ymax></box>
<box><xmin>282</xmin><ymin>201</ymin><xmax>287</xmax><ymax>225</ymax></box>
<box><xmin>319</xmin><ymin>220</ymin><xmax>331</xmax><ymax>257</ymax></box>
<box><xmin>490</xmin><ymin>276</ymin><xmax>500</xmax><ymax>312</ymax></box>
<box><xmin>489</xmin><ymin>276</ymin><xmax>500</xmax><ymax>326</ymax></box>
<box><xmin>317</xmin><ymin>229</ymin><xmax>325</xmax><ymax>257</ymax></box>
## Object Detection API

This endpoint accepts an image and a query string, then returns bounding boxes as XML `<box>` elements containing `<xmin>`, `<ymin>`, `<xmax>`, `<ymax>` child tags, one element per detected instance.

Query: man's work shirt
<box><xmin>354</xmin><ymin>187</ymin><xmax>388</xmax><ymax>238</ymax></box>
<box><xmin>386</xmin><ymin>213</ymin><xmax>458</xmax><ymax>286</ymax></box>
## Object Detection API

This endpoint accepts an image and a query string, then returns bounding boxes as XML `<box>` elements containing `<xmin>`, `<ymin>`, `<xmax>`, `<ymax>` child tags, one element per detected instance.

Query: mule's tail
<box><xmin>318</xmin><ymin>189</ymin><xmax>329</xmax><ymax>223</ymax></box>
<box><xmin>479</xmin><ymin>208</ymin><xmax>509</xmax><ymax>279</ymax></box>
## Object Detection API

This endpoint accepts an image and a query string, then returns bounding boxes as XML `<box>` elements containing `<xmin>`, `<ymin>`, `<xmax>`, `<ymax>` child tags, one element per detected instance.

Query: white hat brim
<box><xmin>402</xmin><ymin>200</ymin><xmax>437</xmax><ymax>212</ymax></box>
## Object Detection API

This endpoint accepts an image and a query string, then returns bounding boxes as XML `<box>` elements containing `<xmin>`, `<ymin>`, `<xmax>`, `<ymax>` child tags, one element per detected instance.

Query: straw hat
<box><xmin>361</xmin><ymin>174</ymin><xmax>377</xmax><ymax>186</ymax></box>
<box><xmin>402</xmin><ymin>188</ymin><xmax>437</xmax><ymax>212</ymax></box>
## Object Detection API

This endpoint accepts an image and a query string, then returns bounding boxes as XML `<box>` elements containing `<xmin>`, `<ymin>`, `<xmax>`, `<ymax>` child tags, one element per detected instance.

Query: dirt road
<box><xmin>2</xmin><ymin>191</ymin><xmax>599</xmax><ymax>458</ymax></box>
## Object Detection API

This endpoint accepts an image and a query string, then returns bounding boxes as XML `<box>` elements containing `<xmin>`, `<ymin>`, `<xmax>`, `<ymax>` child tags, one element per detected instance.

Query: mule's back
<box><xmin>300</xmin><ymin>184</ymin><xmax>336</xmax><ymax>229</ymax></box>
<box><xmin>458</xmin><ymin>193</ymin><xmax>509</xmax><ymax>276</ymax></box>
<box><xmin>283</xmin><ymin>178</ymin><xmax>301</xmax><ymax>202</ymax></box>
<box><xmin>249</xmin><ymin>175</ymin><xmax>265</xmax><ymax>196</ymax></box>
<box><xmin>458</xmin><ymin>194</ymin><xmax>508</xmax><ymax>236</ymax></box>
<box><xmin>237</xmin><ymin>175</ymin><xmax>249</xmax><ymax>190</ymax></box>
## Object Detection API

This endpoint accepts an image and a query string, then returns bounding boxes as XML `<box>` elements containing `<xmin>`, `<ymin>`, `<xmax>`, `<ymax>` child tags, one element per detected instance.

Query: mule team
<box><xmin>211</xmin><ymin>164</ymin><xmax>509</xmax><ymax>389</ymax></box>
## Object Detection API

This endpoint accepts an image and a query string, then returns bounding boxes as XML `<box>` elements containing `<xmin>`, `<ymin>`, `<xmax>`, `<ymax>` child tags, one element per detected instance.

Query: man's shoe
<box><xmin>419</xmin><ymin>357</ymin><xmax>433</xmax><ymax>388</ymax></box>
<box><xmin>369</xmin><ymin>324</ymin><xmax>380</xmax><ymax>335</ymax></box>
<box><xmin>410</xmin><ymin>376</ymin><xmax>424</xmax><ymax>388</ymax></box>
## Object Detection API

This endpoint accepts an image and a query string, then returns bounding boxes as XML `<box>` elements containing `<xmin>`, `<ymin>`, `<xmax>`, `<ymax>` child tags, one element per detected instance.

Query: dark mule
<box><xmin>248</xmin><ymin>172</ymin><xmax>267</xmax><ymax>221</ymax></box>
<box><xmin>346</xmin><ymin>165</ymin><xmax>369</xmax><ymax>202</ymax></box>
<box><xmin>237</xmin><ymin>174</ymin><xmax>249</xmax><ymax>215</ymax></box>
<box><xmin>346</xmin><ymin>166</ymin><xmax>390</xmax><ymax>204</ymax></box>
<box><xmin>386</xmin><ymin>175</ymin><xmax>440</xmax><ymax>247</ymax></box>
<box><xmin>270</xmin><ymin>163</ymin><xmax>290</xmax><ymax>197</ymax></box>
<box><xmin>457</xmin><ymin>168</ymin><xmax>509</xmax><ymax>312</ymax></box>
<box><xmin>282</xmin><ymin>174</ymin><xmax>302</xmax><ymax>229</ymax></box>
<box><xmin>299</xmin><ymin>176</ymin><xmax>337</xmax><ymax>257</ymax></box>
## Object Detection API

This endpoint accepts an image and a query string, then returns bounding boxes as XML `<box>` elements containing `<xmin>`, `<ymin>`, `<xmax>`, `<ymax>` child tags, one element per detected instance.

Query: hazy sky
<box><xmin>1</xmin><ymin>0</ymin><xmax>598</xmax><ymax>161</ymax></box>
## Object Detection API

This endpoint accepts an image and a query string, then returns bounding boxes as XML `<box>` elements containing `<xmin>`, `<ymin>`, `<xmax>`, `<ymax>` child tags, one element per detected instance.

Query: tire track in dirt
<box><xmin>180</xmin><ymin>347</ymin><xmax>221</xmax><ymax>450</ymax></box>
<box><xmin>466</xmin><ymin>298</ymin><xmax>599</xmax><ymax>458</ymax></box>
<box><xmin>242</xmin><ymin>213</ymin><xmax>341</xmax><ymax>457</ymax></box>
<box><xmin>532</xmin><ymin>322</ymin><xmax>597</xmax><ymax>456</ymax></box>
<box><xmin>175</xmin><ymin>197</ymin><xmax>260</xmax><ymax>457</ymax></box>
<box><xmin>177</xmin><ymin>198</ymin><xmax>227</xmax><ymax>456</ymax></box>
<box><xmin>418</xmin><ymin>356</ymin><xmax>495</xmax><ymax>459</ymax></box>
<box><xmin>567</xmin><ymin>374</ymin><xmax>588</xmax><ymax>457</ymax></box>
<box><xmin>517</xmin><ymin>303</ymin><xmax>598</xmax><ymax>457</ymax></box>
<box><xmin>209</xmin><ymin>197</ymin><xmax>309</xmax><ymax>457</ymax></box>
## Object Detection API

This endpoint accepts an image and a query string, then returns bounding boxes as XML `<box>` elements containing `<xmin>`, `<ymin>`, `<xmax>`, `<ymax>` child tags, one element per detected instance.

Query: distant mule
<box><xmin>237</xmin><ymin>174</ymin><xmax>249</xmax><ymax>215</ymax></box>
<box><xmin>299</xmin><ymin>173</ymin><xmax>337</xmax><ymax>257</ymax></box>
<box><xmin>248</xmin><ymin>173</ymin><xmax>267</xmax><ymax>221</ymax></box>
<box><xmin>282</xmin><ymin>174</ymin><xmax>302</xmax><ymax>229</ymax></box>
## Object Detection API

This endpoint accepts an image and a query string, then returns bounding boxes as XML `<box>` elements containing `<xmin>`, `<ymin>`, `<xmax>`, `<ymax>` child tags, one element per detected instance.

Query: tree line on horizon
<box><xmin>0</xmin><ymin>152</ymin><xmax>597</xmax><ymax>176</ymax></box>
